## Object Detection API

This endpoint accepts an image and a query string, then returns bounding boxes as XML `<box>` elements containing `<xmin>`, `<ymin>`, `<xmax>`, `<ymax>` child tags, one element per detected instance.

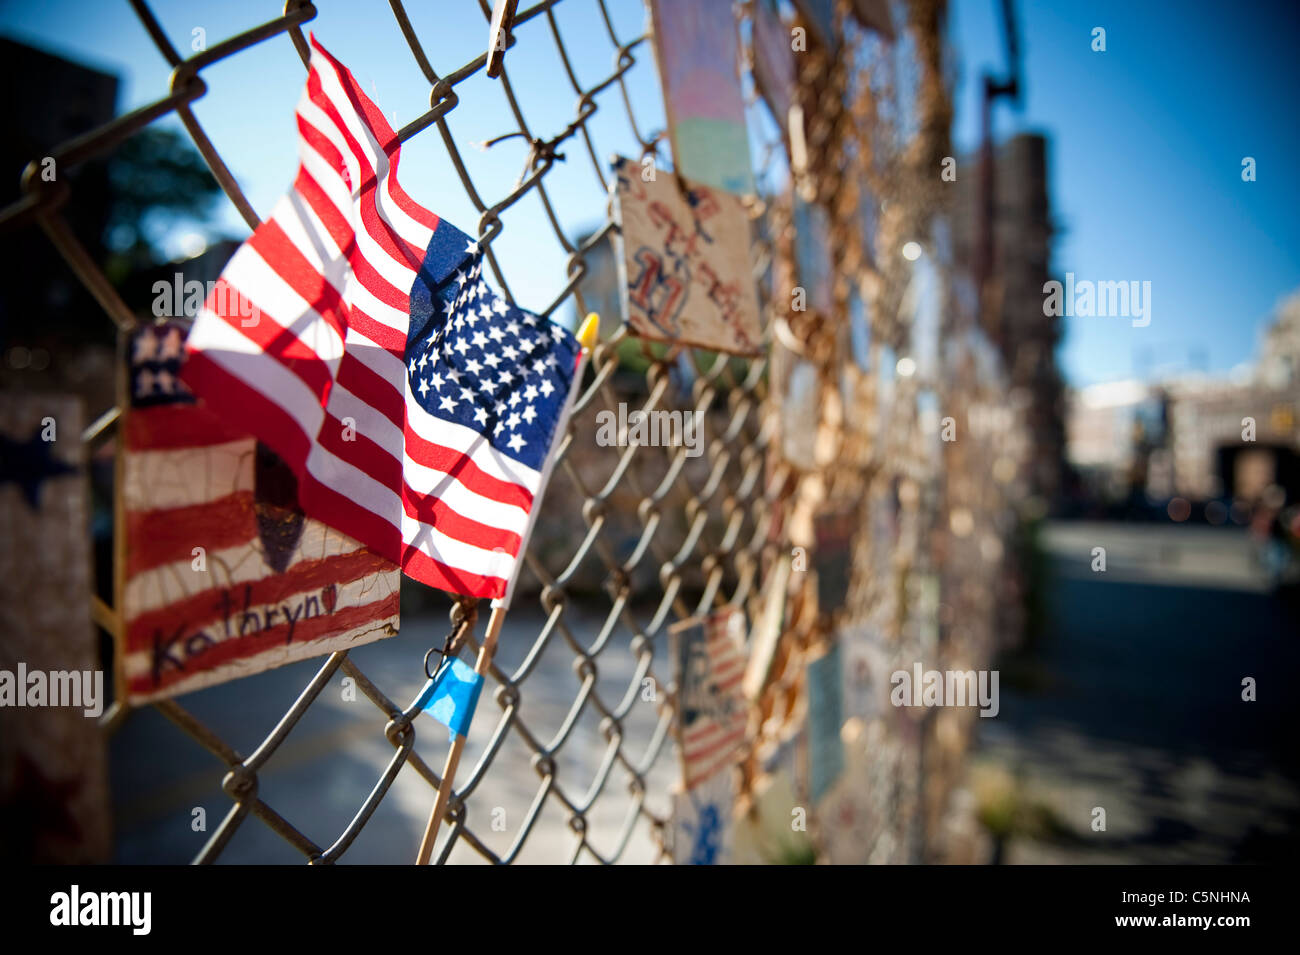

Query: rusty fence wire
<box><xmin>1</xmin><ymin>0</ymin><xmax>1023</xmax><ymax>864</ymax></box>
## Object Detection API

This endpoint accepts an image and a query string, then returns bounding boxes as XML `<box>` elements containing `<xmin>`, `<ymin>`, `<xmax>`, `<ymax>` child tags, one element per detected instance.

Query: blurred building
<box><xmin>0</xmin><ymin>38</ymin><xmax>118</xmax><ymax>348</ymax></box>
<box><xmin>1066</xmin><ymin>291</ymin><xmax>1300</xmax><ymax>505</ymax></box>
<box><xmin>951</xmin><ymin>133</ymin><xmax>1065</xmax><ymax>506</ymax></box>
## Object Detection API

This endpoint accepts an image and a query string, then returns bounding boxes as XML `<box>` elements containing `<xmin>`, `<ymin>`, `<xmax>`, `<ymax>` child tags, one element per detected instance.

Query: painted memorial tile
<box><xmin>858</xmin><ymin>189</ymin><xmax>880</xmax><ymax>270</ymax></box>
<box><xmin>908</xmin><ymin>253</ymin><xmax>942</xmax><ymax>380</ymax></box>
<box><xmin>671</xmin><ymin>607</ymin><xmax>748</xmax><ymax>790</ymax></box>
<box><xmin>0</xmin><ymin>393</ymin><xmax>110</xmax><ymax>862</ymax></box>
<box><xmin>120</xmin><ymin>322</ymin><xmax>400</xmax><ymax>704</ymax></box>
<box><xmin>670</xmin><ymin>767</ymin><xmax>735</xmax><ymax>865</ymax></box>
<box><xmin>760</xmin><ymin>724</ymin><xmax>806</xmax><ymax>802</ymax></box>
<box><xmin>648</xmin><ymin>0</ymin><xmax>754</xmax><ymax>197</ymax></box>
<box><xmin>805</xmin><ymin>642</ymin><xmax>845</xmax><ymax>804</ymax></box>
<box><xmin>613</xmin><ymin>157</ymin><xmax>761</xmax><ymax>356</ymax></box>
<box><xmin>751</xmin><ymin>0</ymin><xmax>795</xmax><ymax>131</ymax></box>
<box><xmin>915</xmin><ymin>388</ymin><xmax>943</xmax><ymax>478</ymax></box>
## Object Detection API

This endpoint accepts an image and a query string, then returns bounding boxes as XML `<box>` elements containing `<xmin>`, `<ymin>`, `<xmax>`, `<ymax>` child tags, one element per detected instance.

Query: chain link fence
<box><xmin>1</xmin><ymin>0</ymin><xmax>1028</xmax><ymax>864</ymax></box>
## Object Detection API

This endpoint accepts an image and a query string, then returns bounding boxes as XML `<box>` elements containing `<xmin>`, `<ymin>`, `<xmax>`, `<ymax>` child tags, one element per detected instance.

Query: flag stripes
<box><xmin>675</xmin><ymin>609</ymin><xmax>749</xmax><ymax>790</ymax></box>
<box><xmin>122</xmin><ymin>322</ymin><xmax>400</xmax><ymax>703</ymax></box>
<box><xmin>183</xmin><ymin>34</ymin><xmax>580</xmax><ymax>600</ymax></box>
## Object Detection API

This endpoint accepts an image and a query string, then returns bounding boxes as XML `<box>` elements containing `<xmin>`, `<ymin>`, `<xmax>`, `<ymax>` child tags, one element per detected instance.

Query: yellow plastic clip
<box><xmin>577</xmin><ymin>312</ymin><xmax>600</xmax><ymax>352</ymax></box>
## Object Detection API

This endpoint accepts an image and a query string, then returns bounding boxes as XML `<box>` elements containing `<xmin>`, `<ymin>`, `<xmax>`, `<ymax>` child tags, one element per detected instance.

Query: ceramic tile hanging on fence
<box><xmin>119</xmin><ymin>322</ymin><xmax>400</xmax><ymax>704</ymax></box>
<box><xmin>649</xmin><ymin>0</ymin><xmax>755</xmax><ymax>196</ymax></box>
<box><xmin>612</xmin><ymin>157</ymin><xmax>761</xmax><ymax>356</ymax></box>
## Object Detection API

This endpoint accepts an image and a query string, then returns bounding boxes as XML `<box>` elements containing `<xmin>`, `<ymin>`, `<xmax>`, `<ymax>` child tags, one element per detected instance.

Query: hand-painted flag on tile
<box><xmin>671</xmin><ymin>608</ymin><xmax>749</xmax><ymax>790</ymax></box>
<box><xmin>121</xmin><ymin>322</ymin><xmax>399</xmax><ymax>704</ymax></box>
<box><xmin>181</xmin><ymin>35</ymin><xmax>581</xmax><ymax>602</ymax></box>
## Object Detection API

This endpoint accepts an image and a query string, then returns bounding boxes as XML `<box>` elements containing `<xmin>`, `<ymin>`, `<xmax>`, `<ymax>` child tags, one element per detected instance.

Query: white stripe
<box><xmin>325</xmin><ymin>380</ymin><xmax>404</xmax><ymax>459</ymax></box>
<box><xmin>401</xmin><ymin>457</ymin><xmax>530</xmax><ymax>536</ymax></box>
<box><xmin>341</xmin><ymin>326</ymin><xmax>407</xmax><ymax>388</ymax></box>
<box><xmin>187</xmin><ymin>310</ymin><xmax>329</xmax><ymax>441</ymax></box>
<box><xmin>270</xmin><ymin>188</ymin><xmax>352</xmax><ymax>296</ymax></box>
<box><xmin>122</xmin><ymin>521</ymin><xmax>366</xmax><ymax>619</ymax></box>
<box><xmin>307</xmin><ymin>50</ymin><xmax>434</xmax><ymax>253</ymax></box>
<box><xmin>220</xmin><ymin>240</ymin><xmax>347</xmax><ymax>372</ymax></box>
<box><xmin>296</xmin><ymin>132</ymin><xmax>424</xmax><ymax>303</ymax></box>
<box><xmin>123</xmin><ymin>438</ymin><xmax>252</xmax><ymax>512</ymax></box>
<box><xmin>398</xmin><ymin>511</ymin><xmax>520</xmax><ymax>577</ymax></box>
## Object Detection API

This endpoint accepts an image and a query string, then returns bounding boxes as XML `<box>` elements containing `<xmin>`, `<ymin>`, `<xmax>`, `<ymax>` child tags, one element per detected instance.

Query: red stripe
<box><xmin>340</xmin><ymin>306</ymin><xmax>407</xmax><ymax>357</ymax></box>
<box><xmin>294</xmin><ymin>164</ymin><xmax>418</xmax><ymax>325</ymax></box>
<box><xmin>291</xmin><ymin>163</ymin><xmax>351</xmax><ymax>251</ymax></box>
<box><xmin>308</xmin><ymin>36</ymin><xmax>441</xmax><ymax>232</ymax></box>
<box><xmin>246</xmin><ymin>218</ymin><xmax>349</xmax><ymax>342</ymax></box>
<box><xmin>125</xmin><ymin>547</ymin><xmax>395</xmax><ymax>645</ymax></box>
<box><xmin>126</xmin><ymin>491</ymin><xmax>255</xmax><ymax>576</ymax></box>
<box><xmin>125</xmin><ymin>403</ymin><xmax>250</xmax><ymax>451</ymax></box>
<box><xmin>400</xmin><ymin>481</ymin><xmax>521</xmax><ymax>555</ymax></box>
<box><xmin>304</xmin><ymin>69</ymin><xmax>426</xmax><ymax>269</ymax></box>
<box><xmin>179</xmin><ymin>350</ymin><xmax>403</xmax><ymax>563</ymax></box>
<box><xmin>294</xmin><ymin>116</ymin><xmax>419</xmax><ymax>277</ymax></box>
<box><xmin>685</xmin><ymin>714</ymin><xmax>746</xmax><ymax>742</ymax></box>
<box><xmin>204</xmin><ymin>277</ymin><xmax>336</xmax><ymax>408</ymax></box>
<box><xmin>293</xmin><ymin>166</ymin><xmax>414</xmax><ymax>358</ymax></box>
<box><xmin>404</xmin><ymin>418</ymin><xmax>535</xmax><ymax>511</ymax></box>
<box><xmin>713</xmin><ymin>673</ymin><xmax>744</xmax><ymax>693</ymax></box>
<box><xmin>336</xmin><ymin>351</ymin><xmax>404</xmax><ymax>429</ymax></box>
<box><xmin>401</xmin><ymin>546</ymin><xmax>506</xmax><ymax>599</ymax></box>
<box><xmin>128</xmin><ymin>591</ymin><xmax>399</xmax><ymax>696</ymax></box>
<box><xmin>710</xmin><ymin>659</ymin><xmax>744</xmax><ymax>679</ymax></box>
<box><xmin>685</xmin><ymin>727</ymin><xmax>746</xmax><ymax>763</ymax></box>
<box><xmin>315</xmin><ymin>400</ymin><xmax>404</xmax><ymax>490</ymax></box>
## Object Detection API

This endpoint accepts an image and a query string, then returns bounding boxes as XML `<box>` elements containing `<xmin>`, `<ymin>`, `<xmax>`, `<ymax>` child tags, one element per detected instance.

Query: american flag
<box><xmin>673</xmin><ymin>608</ymin><xmax>749</xmax><ymax>790</ymax></box>
<box><xmin>182</xmin><ymin>36</ymin><xmax>582</xmax><ymax>602</ymax></box>
<box><xmin>122</xmin><ymin>322</ymin><xmax>399</xmax><ymax>703</ymax></box>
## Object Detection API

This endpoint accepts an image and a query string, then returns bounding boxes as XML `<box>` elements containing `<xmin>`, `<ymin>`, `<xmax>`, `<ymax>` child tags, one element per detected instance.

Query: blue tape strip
<box><xmin>420</xmin><ymin>657</ymin><xmax>484</xmax><ymax>742</ymax></box>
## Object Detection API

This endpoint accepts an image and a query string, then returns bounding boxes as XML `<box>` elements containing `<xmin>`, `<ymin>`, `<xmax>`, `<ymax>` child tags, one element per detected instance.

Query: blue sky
<box><xmin>948</xmin><ymin>0</ymin><xmax>1300</xmax><ymax>385</ymax></box>
<box><xmin>3</xmin><ymin>0</ymin><xmax>1297</xmax><ymax>387</ymax></box>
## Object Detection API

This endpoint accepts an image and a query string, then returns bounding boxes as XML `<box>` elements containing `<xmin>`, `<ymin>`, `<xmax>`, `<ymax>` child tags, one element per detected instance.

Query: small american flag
<box><xmin>672</xmin><ymin>608</ymin><xmax>748</xmax><ymax>790</ymax></box>
<box><xmin>182</xmin><ymin>36</ymin><xmax>582</xmax><ymax>602</ymax></box>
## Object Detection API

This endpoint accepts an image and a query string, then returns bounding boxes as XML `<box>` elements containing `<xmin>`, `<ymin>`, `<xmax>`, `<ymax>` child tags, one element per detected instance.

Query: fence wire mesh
<box><xmin>1</xmin><ymin>0</ymin><xmax>1026</xmax><ymax>864</ymax></box>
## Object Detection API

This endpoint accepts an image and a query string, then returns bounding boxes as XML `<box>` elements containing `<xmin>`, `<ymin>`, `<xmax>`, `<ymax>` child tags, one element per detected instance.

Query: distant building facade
<box><xmin>951</xmin><ymin>133</ymin><xmax>1065</xmax><ymax>505</ymax></box>
<box><xmin>1066</xmin><ymin>291</ymin><xmax>1300</xmax><ymax>505</ymax></box>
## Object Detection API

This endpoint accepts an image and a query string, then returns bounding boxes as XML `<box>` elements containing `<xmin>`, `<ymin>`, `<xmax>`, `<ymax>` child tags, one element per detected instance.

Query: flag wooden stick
<box><xmin>414</xmin><ymin>313</ymin><xmax>599</xmax><ymax>865</ymax></box>
<box><xmin>415</xmin><ymin>601</ymin><xmax>507</xmax><ymax>864</ymax></box>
